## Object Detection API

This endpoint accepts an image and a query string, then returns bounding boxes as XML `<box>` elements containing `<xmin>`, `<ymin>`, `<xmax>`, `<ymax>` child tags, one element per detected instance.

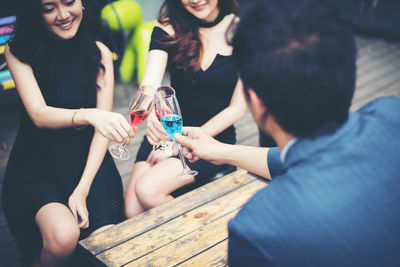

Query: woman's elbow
<box><xmin>29</xmin><ymin>110</ymin><xmax>48</xmax><ymax>128</ymax></box>
<box><xmin>32</xmin><ymin>118</ymin><xmax>46</xmax><ymax>128</ymax></box>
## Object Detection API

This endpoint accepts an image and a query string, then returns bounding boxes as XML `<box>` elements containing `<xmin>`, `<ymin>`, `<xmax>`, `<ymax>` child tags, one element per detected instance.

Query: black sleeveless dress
<box><xmin>1</xmin><ymin>41</ymin><xmax>124</xmax><ymax>262</ymax></box>
<box><xmin>135</xmin><ymin>27</ymin><xmax>237</xmax><ymax>185</ymax></box>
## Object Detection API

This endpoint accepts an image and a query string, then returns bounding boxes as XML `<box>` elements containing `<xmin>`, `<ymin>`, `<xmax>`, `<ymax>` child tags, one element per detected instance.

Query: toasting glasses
<box><xmin>155</xmin><ymin>86</ymin><xmax>198</xmax><ymax>180</ymax></box>
<box><xmin>153</xmin><ymin>86</ymin><xmax>175</xmax><ymax>151</ymax></box>
<box><xmin>109</xmin><ymin>85</ymin><xmax>154</xmax><ymax>160</ymax></box>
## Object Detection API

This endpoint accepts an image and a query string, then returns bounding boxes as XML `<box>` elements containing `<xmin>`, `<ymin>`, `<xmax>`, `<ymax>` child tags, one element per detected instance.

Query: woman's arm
<box><xmin>5</xmin><ymin>44</ymin><xmax>77</xmax><ymax>128</ymax></box>
<box><xmin>68</xmin><ymin>41</ymin><xmax>116</xmax><ymax>228</ymax></box>
<box><xmin>140</xmin><ymin>23</ymin><xmax>175</xmax><ymax>145</ymax></box>
<box><xmin>5</xmin><ymin>44</ymin><xmax>133</xmax><ymax>143</ymax></box>
<box><xmin>201</xmin><ymin>78</ymin><xmax>247</xmax><ymax>137</ymax></box>
<box><xmin>140</xmin><ymin>22</ymin><xmax>173</xmax><ymax>90</ymax></box>
<box><xmin>140</xmin><ymin>50</ymin><xmax>169</xmax><ymax>89</ymax></box>
<box><xmin>141</xmin><ymin>49</ymin><xmax>171</xmax><ymax>145</ymax></box>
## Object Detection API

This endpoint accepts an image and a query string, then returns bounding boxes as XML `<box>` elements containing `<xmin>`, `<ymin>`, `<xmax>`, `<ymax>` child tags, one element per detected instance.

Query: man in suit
<box><xmin>174</xmin><ymin>0</ymin><xmax>400</xmax><ymax>265</ymax></box>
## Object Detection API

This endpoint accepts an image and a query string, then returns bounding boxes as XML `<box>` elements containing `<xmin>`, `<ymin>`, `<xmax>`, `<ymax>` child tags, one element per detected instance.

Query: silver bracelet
<box><xmin>153</xmin><ymin>142</ymin><xmax>169</xmax><ymax>151</ymax></box>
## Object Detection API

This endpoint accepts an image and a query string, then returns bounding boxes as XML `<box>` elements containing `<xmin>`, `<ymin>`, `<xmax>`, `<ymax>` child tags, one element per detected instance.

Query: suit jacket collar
<box><xmin>284</xmin><ymin>112</ymin><xmax>359</xmax><ymax>168</ymax></box>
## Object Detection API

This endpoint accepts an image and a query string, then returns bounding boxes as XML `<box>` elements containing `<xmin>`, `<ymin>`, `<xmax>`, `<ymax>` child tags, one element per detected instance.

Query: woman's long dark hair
<box><xmin>8</xmin><ymin>0</ymin><xmax>103</xmax><ymax>93</ymax></box>
<box><xmin>158</xmin><ymin>0</ymin><xmax>239</xmax><ymax>76</ymax></box>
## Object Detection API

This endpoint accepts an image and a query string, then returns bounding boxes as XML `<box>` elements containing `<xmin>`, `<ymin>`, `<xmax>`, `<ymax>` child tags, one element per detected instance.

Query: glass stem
<box><xmin>177</xmin><ymin>145</ymin><xmax>190</xmax><ymax>172</ymax></box>
<box><xmin>119</xmin><ymin>142</ymin><xmax>126</xmax><ymax>151</ymax></box>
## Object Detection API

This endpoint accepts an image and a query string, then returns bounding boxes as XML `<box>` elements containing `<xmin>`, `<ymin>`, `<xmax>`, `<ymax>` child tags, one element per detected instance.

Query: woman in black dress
<box><xmin>1</xmin><ymin>0</ymin><xmax>134</xmax><ymax>265</ymax></box>
<box><xmin>124</xmin><ymin>0</ymin><xmax>247</xmax><ymax>218</ymax></box>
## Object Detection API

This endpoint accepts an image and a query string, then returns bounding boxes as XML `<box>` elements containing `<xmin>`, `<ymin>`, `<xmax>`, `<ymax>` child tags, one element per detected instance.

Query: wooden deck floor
<box><xmin>0</xmin><ymin>36</ymin><xmax>399</xmax><ymax>266</ymax></box>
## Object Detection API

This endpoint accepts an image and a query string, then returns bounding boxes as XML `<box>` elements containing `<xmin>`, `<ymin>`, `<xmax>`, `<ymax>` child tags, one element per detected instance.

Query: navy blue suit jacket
<box><xmin>228</xmin><ymin>96</ymin><xmax>400</xmax><ymax>266</ymax></box>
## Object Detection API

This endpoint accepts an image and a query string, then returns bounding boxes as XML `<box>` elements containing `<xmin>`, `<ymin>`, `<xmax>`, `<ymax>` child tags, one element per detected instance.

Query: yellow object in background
<box><xmin>101</xmin><ymin>1</ymin><xmax>156</xmax><ymax>84</ymax></box>
<box><xmin>119</xmin><ymin>47</ymin><xmax>136</xmax><ymax>83</ymax></box>
<box><xmin>0</xmin><ymin>45</ymin><xmax>5</xmax><ymax>54</ymax></box>
<box><xmin>0</xmin><ymin>79</ymin><xmax>15</xmax><ymax>90</ymax></box>
<box><xmin>119</xmin><ymin>20</ymin><xmax>155</xmax><ymax>84</ymax></box>
<box><xmin>101</xmin><ymin>0</ymin><xmax>143</xmax><ymax>31</ymax></box>
<box><xmin>131</xmin><ymin>20</ymin><xmax>156</xmax><ymax>85</ymax></box>
<box><xmin>111</xmin><ymin>52</ymin><xmax>119</xmax><ymax>61</ymax></box>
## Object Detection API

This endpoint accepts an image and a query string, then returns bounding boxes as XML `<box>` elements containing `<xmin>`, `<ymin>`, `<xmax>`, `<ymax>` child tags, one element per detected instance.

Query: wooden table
<box><xmin>78</xmin><ymin>169</ymin><xmax>267</xmax><ymax>266</ymax></box>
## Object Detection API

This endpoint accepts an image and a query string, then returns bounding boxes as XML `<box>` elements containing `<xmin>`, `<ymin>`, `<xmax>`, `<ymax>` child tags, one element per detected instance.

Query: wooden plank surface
<box><xmin>125</xmin><ymin>212</ymin><xmax>236</xmax><ymax>267</ymax></box>
<box><xmin>177</xmin><ymin>240</ymin><xmax>229</xmax><ymax>267</ymax></box>
<box><xmin>95</xmin><ymin>176</ymin><xmax>266</xmax><ymax>266</ymax></box>
<box><xmin>78</xmin><ymin>170</ymin><xmax>256</xmax><ymax>255</ymax></box>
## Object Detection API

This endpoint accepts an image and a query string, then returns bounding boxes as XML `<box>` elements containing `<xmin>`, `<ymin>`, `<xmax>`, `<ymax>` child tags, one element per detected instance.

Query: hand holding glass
<box><xmin>109</xmin><ymin>85</ymin><xmax>154</xmax><ymax>160</ymax></box>
<box><xmin>153</xmin><ymin>86</ymin><xmax>175</xmax><ymax>151</ymax></box>
<box><xmin>155</xmin><ymin>88</ymin><xmax>198</xmax><ymax>180</ymax></box>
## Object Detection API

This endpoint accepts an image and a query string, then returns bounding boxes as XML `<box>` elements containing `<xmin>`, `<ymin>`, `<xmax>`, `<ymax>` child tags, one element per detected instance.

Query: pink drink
<box><xmin>155</xmin><ymin>110</ymin><xmax>161</xmax><ymax>122</ymax></box>
<box><xmin>129</xmin><ymin>109</ymin><xmax>150</xmax><ymax>128</ymax></box>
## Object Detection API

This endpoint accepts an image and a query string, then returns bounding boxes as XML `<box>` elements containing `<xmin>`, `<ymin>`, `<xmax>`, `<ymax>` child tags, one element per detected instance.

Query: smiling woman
<box><xmin>41</xmin><ymin>0</ymin><xmax>83</xmax><ymax>40</ymax></box>
<box><xmin>124</xmin><ymin>0</ymin><xmax>248</xmax><ymax>220</ymax></box>
<box><xmin>181</xmin><ymin>0</ymin><xmax>219</xmax><ymax>22</ymax></box>
<box><xmin>1</xmin><ymin>0</ymin><xmax>135</xmax><ymax>265</ymax></box>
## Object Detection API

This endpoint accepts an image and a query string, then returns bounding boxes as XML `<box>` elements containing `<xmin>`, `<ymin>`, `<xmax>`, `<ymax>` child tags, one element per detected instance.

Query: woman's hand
<box><xmin>85</xmin><ymin>109</ymin><xmax>135</xmax><ymax>144</ymax></box>
<box><xmin>145</xmin><ymin>112</ymin><xmax>170</xmax><ymax>145</ymax></box>
<box><xmin>68</xmin><ymin>188</ymin><xmax>89</xmax><ymax>229</ymax></box>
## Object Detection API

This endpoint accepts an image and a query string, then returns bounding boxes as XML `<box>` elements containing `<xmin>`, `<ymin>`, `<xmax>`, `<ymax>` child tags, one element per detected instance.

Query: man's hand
<box><xmin>174</xmin><ymin>127</ymin><xmax>226</xmax><ymax>165</ymax></box>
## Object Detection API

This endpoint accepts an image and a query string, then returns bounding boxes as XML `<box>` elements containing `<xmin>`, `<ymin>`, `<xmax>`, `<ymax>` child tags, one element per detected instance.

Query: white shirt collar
<box><xmin>280</xmin><ymin>137</ymin><xmax>297</xmax><ymax>163</ymax></box>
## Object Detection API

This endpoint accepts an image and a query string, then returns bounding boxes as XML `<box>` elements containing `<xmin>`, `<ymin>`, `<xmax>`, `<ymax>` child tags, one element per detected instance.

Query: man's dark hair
<box><xmin>231</xmin><ymin>0</ymin><xmax>356</xmax><ymax>137</ymax></box>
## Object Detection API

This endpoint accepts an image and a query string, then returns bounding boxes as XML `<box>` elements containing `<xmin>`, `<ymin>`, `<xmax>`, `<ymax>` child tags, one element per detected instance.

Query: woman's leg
<box><xmin>124</xmin><ymin>161</ymin><xmax>152</xmax><ymax>218</ymax></box>
<box><xmin>35</xmin><ymin>202</ymin><xmax>80</xmax><ymax>267</ymax></box>
<box><xmin>125</xmin><ymin>158</ymin><xmax>194</xmax><ymax>218</ymax></box>
<box><xmin>134</xmin><ymin>157</ymin><xmax>194</xmax><ymax>210</ymax></box>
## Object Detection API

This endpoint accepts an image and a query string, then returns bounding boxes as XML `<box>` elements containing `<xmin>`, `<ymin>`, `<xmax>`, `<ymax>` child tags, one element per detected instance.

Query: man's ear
<box><xmin>248</xmin><ymin>88</ymin><xmax>267</xmax><ymax>114</ymax></box>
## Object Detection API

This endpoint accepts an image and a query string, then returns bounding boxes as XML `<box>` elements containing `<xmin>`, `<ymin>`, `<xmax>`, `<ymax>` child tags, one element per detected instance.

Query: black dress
<box><xmin>135</xmin><ymin>26</ymin><xmax>237</xmax><ymax>186</ymax></box>
<box><xmin>1</xmin><ymin>41</ymin><xmax>124</xmax><ymax>263</ymax></box>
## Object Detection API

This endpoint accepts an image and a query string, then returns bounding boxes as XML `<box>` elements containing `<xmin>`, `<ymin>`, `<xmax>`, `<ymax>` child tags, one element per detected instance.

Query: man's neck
<box><xmin>265</xmin><ymin>116</ymin><xmax>295</xmax><ymax>151</ymax></box>
<box><xmin>274</xmin><ymin>131</ymin><xmax>296</xmax><ymax>151</ymax></box>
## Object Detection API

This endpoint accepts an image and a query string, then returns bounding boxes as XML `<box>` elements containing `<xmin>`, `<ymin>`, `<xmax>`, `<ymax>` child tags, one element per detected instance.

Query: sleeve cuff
<box><xmin>267</xmin><ymin>147</ymin><xmax>285</xmax><ymax>178</ymax></box>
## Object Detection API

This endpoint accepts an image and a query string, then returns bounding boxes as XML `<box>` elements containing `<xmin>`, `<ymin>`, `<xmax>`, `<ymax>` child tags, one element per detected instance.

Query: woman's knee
<box><xmin>43</xmin><ymin>221</ymin><xmax>80</xmax><ymax>257</ymax></box>
<box><xmin>135</xmin><ymin>176</ymin><xmax>164</xmax><ymax>209</ymax></box>
<box><xmin>124</xmin><ymin>190</ymin><xmax>142</xmax><ymax>218</ymax></box>
<box><xmin>124</xmin><ymin>162</ymin><xmax>152</xmax><ymax>217</ymax></box>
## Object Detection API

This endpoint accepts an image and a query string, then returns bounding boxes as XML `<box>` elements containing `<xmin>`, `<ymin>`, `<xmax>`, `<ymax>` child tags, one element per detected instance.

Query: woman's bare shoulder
<box><xmin>155</xmin><ymin>21</ymin><xmax>175</xmax><ymax>36</ymax></box>
<box><xmin>95</xmin><ymin>41</ymin><xmax>112</xmax><ymax>61</ymax></box>
<box><xmin>227</xmin><ymin>13</ymin><xmax>237</xmax><ymax>19</ymax></box>
<box><xmin>226</xmin><ymin>13</ymin><xmax>239</xmax><ymax>23</ymax></box>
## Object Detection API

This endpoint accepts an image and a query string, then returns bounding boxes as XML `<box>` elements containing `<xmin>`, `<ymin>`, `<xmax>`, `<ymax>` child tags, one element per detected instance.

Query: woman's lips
<box><xmin>191</xmin><ymin>3</ymin><xmax>206</xmax><ymax>11</ymax></box>
<box><xmin>57</xmin><ymin>19</ymin><xmax>74</xmax><ymax>30</ymax></box>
